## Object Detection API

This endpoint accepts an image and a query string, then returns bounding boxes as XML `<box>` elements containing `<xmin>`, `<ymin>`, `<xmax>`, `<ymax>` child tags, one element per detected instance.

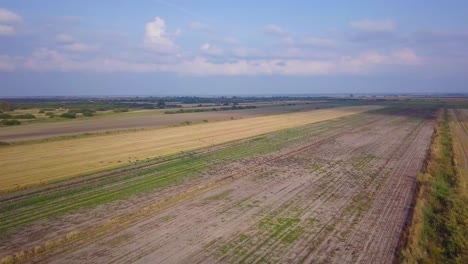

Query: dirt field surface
<box><xmin>0</xmin><ymin>105</ymin><xmax>380</xmax><ymax>192</ymax></box>
<box><xmin>450</xmin><ymin>109</ymin><xmax>468</xmax><ymax>193</ymax></box>
<box><xmin>0</xmin><ymin>108</ymin><xmax>434</xmax><ymax>264</ymax></box>
<box><xmin>0</xmin><ymin>103</ymin><xmax>338</xmax><ymax>143</ymax></box>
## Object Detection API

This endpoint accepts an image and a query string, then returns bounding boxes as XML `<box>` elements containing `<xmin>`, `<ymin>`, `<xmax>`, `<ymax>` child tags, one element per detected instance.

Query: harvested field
<box><xmin>0</xmin><ymin>105</ymin><xmax>379</xmax><ymax>192</ymax></box>
<box><xmin>0</xmin><ymin>107</ymin><xmax>435</xmax><ymax>264</ymax></box>
<box><xmin>0</xmin><ymin>103</ymin><xmax>338</xmax><ymax>143</ymax></box>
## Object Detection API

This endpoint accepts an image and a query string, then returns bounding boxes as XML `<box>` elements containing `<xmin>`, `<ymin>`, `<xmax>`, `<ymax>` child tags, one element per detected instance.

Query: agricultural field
<box><xmin>0</xmin><ymin>105</ymin><xmax>379</xmax><ymax>193</ymax></box>
<box><xmin>0</xmin><ymin>105</ymin><xmax>438</xmax><ymax>263</ymax></box>
<box><xmin>0</xmin><ymin>101</ymin><xmax>350</xmax><ymax>142</ymax></box>
<box><xmin>2</xmin><ymin>1</ymin><xmax>468</xmax><ymax>262</ymax></box>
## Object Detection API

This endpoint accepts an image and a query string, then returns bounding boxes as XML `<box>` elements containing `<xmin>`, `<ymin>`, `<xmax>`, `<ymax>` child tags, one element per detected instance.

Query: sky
<box><xmin>0</xmin><ymin>0</ymin><xmax>468</xmax><ymax>96</ymax></box>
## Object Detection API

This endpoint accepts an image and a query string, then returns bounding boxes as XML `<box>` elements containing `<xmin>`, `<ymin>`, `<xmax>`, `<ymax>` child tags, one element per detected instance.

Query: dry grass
<box><xmin>0</xmin><ymin>106</ymin><xmax>380</xmax><ymax>192</ymax></box>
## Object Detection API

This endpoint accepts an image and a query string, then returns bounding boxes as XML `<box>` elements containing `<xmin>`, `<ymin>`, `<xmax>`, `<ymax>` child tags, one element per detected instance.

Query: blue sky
<box><xmin>0</xmin><ymin>0</ymin><xmax>468</xmax><ymax>96</ymax></box>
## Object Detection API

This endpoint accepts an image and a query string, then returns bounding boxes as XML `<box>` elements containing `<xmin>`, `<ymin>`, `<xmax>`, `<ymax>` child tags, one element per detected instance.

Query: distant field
<box><xmin>0</xmin><ymin>105</ymin><xmax>380</xmax><ymax>192</ymax></box>
<box><xmin>0</xmin><ymin>103</ymin><xmax>339</xmax><ymax>142</ymax></box>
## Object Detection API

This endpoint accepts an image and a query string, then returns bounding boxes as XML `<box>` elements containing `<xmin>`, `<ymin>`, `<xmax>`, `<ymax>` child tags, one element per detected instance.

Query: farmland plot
<box><xmin>0</xmin><ymin>102</ymin><xmax>339</xmax><ymax>143</ymax></box>
<box><xmin>0</xmin><ymin>105</ymin><xmax>380</xmax><ymax>192</ymax></box>
<box><xmin>0</xmin><ymin>108</ymin><xmax>435</xmax><ymax>264</ymax></box>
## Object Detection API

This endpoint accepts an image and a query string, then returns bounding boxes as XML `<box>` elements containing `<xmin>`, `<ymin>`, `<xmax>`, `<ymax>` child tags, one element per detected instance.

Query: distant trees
<box><xmin>60</xmin><ymin>112</ymin><xmax>77</xmax><ymax>118</ymax></box>
<box><xmin>113</xmin><ymin>108</ymin><xmax>129</xmax><ymax>113</ymax></box>
<box><xmin>0</xmin><ymin>113</ymin><xmax>13</xmax><ymax>119</ymax></box>
<box><xmin>1</xmin><ymin>119</ymin><xmax>20</xmax><ymax>126</ymax></box>
<box><xmin>157</xmin><ymin>100</ymin><xmax>166</xmax><ymax>108</ymax></box>
<box><xmin>79</xmin><ymin>108</ymin><xmax>95</xmax><ymax>117</ymax></box>
<box><xmin>12</xmin><ymin>114</ymin><xmax>36</xmax><ymax>119</ymax></box>
<box><xmin>0</xmin><ymin>102</ymin><xmax>15</xmax><ymax>111</ymax></box>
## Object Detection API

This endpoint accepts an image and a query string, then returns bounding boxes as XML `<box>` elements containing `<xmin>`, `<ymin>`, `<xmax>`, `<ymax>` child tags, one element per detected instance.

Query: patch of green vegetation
<box><xmin>221</xmin><ymin>244</ymin><xmax>231</xmax><ymax>254</ymax></box>
<box><xmin>259</xmin><ymin>217</ymin><xmax>301</xmax><ymax>238</ymax></box>
<box><xmin>113</xmin><ymin>108</ymin><xmax>129</xmax><ymax>113</ymax></box>
<box><xmin>60</xmin><ymin>112</ymin><xmax>76</xmax><ymax>119</ymax></box>
<box><xmin>307</xmin><ymin>163</ymin><xmax>327</xmax><ymax>174</ymax></box>
<box><xmin>81</xmin><ymin>109</ymin><xmax>95</xmax><ymax>116</ymax></box>
<box><xmin>352</xmin><ymin>154</ymin><xmax>377</xmax><ymax>170</ymax></box>
<box><xmin>12</xmin><ymin>114</ymin><xmax>36</xmax><ymax>119</ymax></box>
<box><xmin>0</xmin><ymin>113</ymin><xmax>13</xmax><ymax>119</ymax></box>
<box><xmin>239</xmin><ymin>233</ymin><xmax>249</xmax><ymax>242</ymax></box>
<box><xmin>401</xmin><ymin>109</ymin><xmax>468</xmax><ymax>263</ymax></box>
<box><xmin>1</xmin><ymin>119</ymin><xmax>20</xmax><ymax>126</ymax></box>
<box><xmin>40</xmin><ymin>108</ymin><xmax>55</xmax><ymax>112</ymax></box>
<box><xmin>282</xmin><ymin>226</ymin><xmax>304</xmax><ymax>244</ymax></box>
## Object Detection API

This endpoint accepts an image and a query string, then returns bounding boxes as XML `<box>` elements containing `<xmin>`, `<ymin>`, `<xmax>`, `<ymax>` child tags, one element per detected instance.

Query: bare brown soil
<box><xmin>0</xmin><ymin>104</ymin><xmax>330</xmax><ymax>142</ymax></box>
<box><xmin>1</xmin><ymin>109</ymin><xmax>434</xmax><ymax>264</ymax></box>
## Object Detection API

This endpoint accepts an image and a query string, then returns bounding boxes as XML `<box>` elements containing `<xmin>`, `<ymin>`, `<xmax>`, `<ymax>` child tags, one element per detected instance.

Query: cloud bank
<box><xmin>0</xmin><ymin>14</ymin><xmax>432</xmax><ymax>76</ymax></box>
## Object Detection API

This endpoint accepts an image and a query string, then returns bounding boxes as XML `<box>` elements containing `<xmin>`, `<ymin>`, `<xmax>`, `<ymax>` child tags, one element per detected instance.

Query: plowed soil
<box><xmin>0</xmin><ymin>108</ymin><xmax>434</xmax><ymax>264</ymax></box>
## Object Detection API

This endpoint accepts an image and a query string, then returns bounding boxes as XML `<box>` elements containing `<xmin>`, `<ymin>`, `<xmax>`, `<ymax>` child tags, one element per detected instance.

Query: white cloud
<box><xmin>349</xmin><ymin>19</ymin><xmax>395</xmax><ymax>32</ymax></box>
<box><xmin>264</xmin><ymin>24</ymin><xmax>287</xmax><ymax>36</ymax></box>
<box><xmin>189</xmin><ymin>21</ymin><xmax>210</xmax><ymax>31</ymax></box>
<box><xmin>144</xmin><ymin>17</ymin><xmax>177</xmax><ymax>53</ymax></box>
<box><xmin>0</xmin><ymin>8</ymin><xmax>21</xmax><ymax>36</ymax></box>
<box><xmin>172</xmin><ymin>58</ymin><xmax>339</xmax><ymax>76</ymax></box>
<box><xmin>61</xmin><ymin>43</ymin><xmax>99</xmax><ymax>52</ymax></box>
<box><xmin>392</xmin><ymin>48</ymin><xmax>422</xmax><ymax>65</ymax></box>
<box><xmin>0</xmin><ymin>24</ymin><xmax>14</xmax><ymax>36</ymax></box>
<box><xmin>56</xmin><ymin>34</ymin><xmax>75</xmax><ymax>43</ymax></box>
<box><xmin>24</xmin><ymin>48</ymin><xmax>155</xmax><ymax>72</ymax></box>
<box><xmin>301</xmin><ymin>37</ymin><xmax>336</xmax><ymax>47</ymax></box>
<box><xmin>337</xmin><ymin>49</ymin><xmax>422</xmax><ymax>73</ymax></box>
<box><xmin>21</xmin><ymin>50</ymin><xmax>420</xmax><ymax>76</ymax></box>
<box><xmin>200</xmin><ymin>43</ymin><xmax>223</xmax><ymax>56</ymax></box>
<box><xmin>0</xmin><ymin>8</ymin><xmax>21</xmax><ymax>23</ymax></box>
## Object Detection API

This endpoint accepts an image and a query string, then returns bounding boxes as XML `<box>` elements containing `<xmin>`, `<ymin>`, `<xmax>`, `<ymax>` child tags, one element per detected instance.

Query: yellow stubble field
<box><xmin>0</xmin><ymin>105</ymin><xmax>381</xmax><ymax>192</ymax></box>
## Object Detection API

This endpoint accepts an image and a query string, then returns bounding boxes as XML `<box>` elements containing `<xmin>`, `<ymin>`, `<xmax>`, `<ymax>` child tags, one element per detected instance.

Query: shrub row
<box><xmin>165</xmin><ymin>105</ymin><xmax>257</xmax><ymax>114</ymax></box>
<box><xmin>1</xmin><ymin>119</ymin><xmax>21</xmax><ymax>126</ymax></box>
